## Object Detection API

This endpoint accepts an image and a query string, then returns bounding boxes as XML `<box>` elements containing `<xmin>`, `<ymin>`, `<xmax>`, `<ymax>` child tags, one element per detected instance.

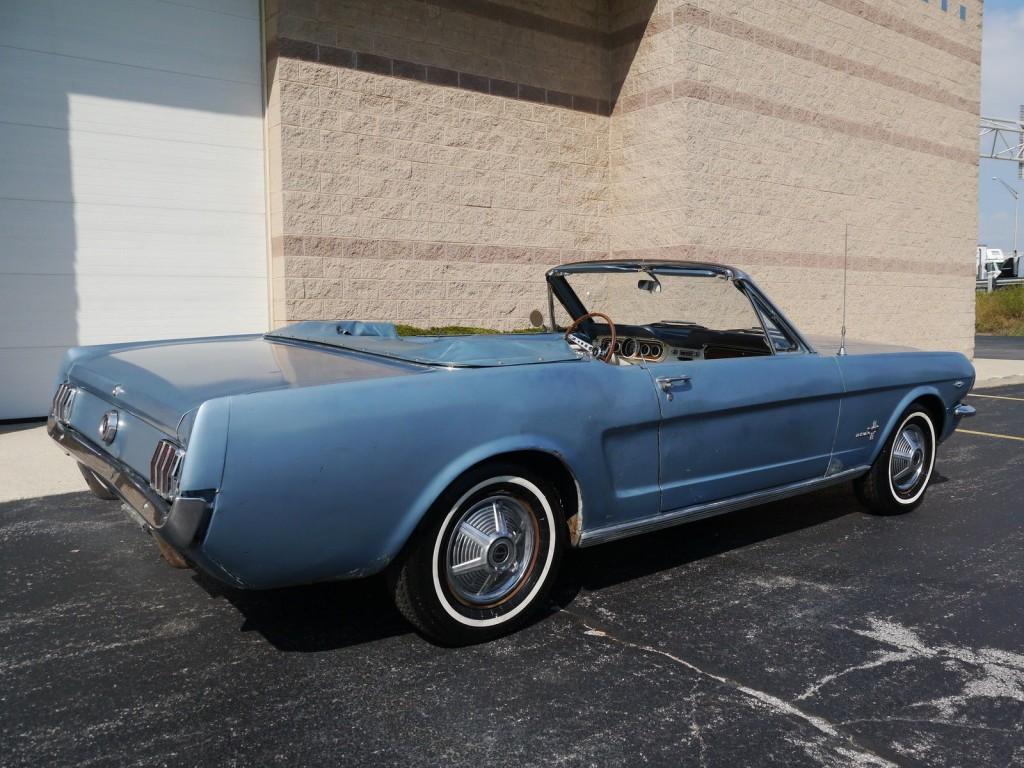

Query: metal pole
<box><xmin>1014</xmin><ymin>192</ymin><xmax>1019</xmax><ymax>260</ymax></box>
<box><xmin>992</xmin><ymin>177</ymin><xmax>1021</xmax><ymax>275</ymax></box>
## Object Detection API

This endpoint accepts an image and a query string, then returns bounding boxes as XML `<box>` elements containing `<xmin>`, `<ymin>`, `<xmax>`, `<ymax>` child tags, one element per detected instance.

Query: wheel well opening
<box><xmin>473</xmin><ymin>451</ymin><xmax>582</xmax><ymax>545</ymax></box>
<box><xmin>912</xmin><ymin>394</ymin><xmax>946</xmax><ymax>436</ymax></box>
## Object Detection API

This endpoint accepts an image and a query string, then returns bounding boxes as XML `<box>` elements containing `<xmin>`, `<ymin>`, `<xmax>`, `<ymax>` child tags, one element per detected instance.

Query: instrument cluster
<box><xmin>598</xmin><ymin>337</ymin><xmax>703</xmax><ymax>363</ymax></box>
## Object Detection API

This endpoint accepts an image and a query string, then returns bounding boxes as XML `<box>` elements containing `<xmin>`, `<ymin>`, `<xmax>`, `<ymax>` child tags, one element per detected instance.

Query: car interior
<box><xmin>592</xmin><ymin>323</ymin><xmax>779</xmax><ymax>364</ymax></box>
<box><xmin>555</xmin><ymin>267</ymin><xmax>803</xmax><ymax>365</ymax></box>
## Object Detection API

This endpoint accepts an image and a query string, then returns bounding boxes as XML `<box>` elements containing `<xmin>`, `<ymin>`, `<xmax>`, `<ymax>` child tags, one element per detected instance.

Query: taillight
<box><xmin>150</xmin><ymin>440</ymin><xmax>185</xmax><ymax>500</ymax></box>
<box><xmin>52</xmin><ymin>383</ymin><xmax>77</xmax><ymax>423</ymax></box>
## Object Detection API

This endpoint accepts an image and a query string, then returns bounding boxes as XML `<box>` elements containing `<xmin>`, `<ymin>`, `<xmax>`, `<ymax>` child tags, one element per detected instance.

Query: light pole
<box><xmin>992</xmin><ymin>176</ymin><xmax>1019</xmax><ymax>260</ymax></box>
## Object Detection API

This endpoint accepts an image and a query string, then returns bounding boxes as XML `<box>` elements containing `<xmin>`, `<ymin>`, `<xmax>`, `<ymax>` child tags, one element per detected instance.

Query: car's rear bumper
<box><xmin>47</xmin><ymin>417</ymin><xmax>210</xmax><ymax>553</ymax></box>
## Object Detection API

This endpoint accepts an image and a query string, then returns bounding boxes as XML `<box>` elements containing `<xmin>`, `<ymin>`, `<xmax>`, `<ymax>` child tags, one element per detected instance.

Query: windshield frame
<box><xmin>545</xmin><ymin>260</ymin><xmax>813</xmax><ymax>355</ymax></box>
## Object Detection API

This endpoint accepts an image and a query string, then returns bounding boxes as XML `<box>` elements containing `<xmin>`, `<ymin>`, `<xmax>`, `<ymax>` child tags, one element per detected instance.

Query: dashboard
<box><xmin>597</xmin><ymin>336</ymin><xmax>703</xmax><ymax>363</ymax></box>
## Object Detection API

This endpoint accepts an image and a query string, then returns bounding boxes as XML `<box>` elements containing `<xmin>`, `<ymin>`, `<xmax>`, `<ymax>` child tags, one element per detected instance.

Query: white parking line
<box><xmin>967</xmin><ymin>393</ymin><xmax>1024</xmax><ymax>402</ymax></box>
<box><xmin>957</xmin><ymin>428</ymin><xmax>1024</xmax><ymax>443</ymax></box>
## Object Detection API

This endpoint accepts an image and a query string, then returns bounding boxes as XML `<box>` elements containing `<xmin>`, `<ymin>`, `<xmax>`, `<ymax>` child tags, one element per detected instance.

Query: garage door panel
<box><xmin>0</xmin><ymin>199</ymin><xmax>267</xmax><ymax>278</ymax></box>
<box><xmin>0</xmin><ymin>123</ymin><xmax>73</xmax><ymax>205</ymax></box>
<box><xmin>0</xmin><ymin>0</ymin><xmax>260</xmax><ymax>84</ymax></box>
<box><xmin>0</xmin><ymin>0</ymin><xmax>267</xmax><ymax>417</ymax></box>
<box><xmin>71</xmin><ymin>208</ymin><xmax>268</xmax><ymax>278</ymax></box>
<box><xmin>0</xmin><ymin>200</ymin><xmax>76</xmax><ymax>276</ymax></box>
<box><xmin>0</xmin><ymin>348</ymin><xmax>68</xmax><ymax>420</ymax></box>
<box><xmin>74</xmin><ymin>275</ymin><xmax>269</xmax><ymax>345</ymax></box>
<box><xmin>0</xmin><ymin>273</ymin><xmax>268</xmax><ymax>349</ymax></box>
<box><xmin>64</xmin><ymin>130</ymin><xmax>266</xmax><ymax>211</ymax></box>
<box><xmin>0</xmin><ymin>47</ymin><xmax>263</xmax><ymax>142</ymax></box>
<box><xmin>0</xmin><ymin>123</ymin><xmax>265</xmax><ymax>211</ymax></box>
<box><xmin>0</xmin><ymin>274</ymin><xmax>78</xmax><ymax>348</ymax></box>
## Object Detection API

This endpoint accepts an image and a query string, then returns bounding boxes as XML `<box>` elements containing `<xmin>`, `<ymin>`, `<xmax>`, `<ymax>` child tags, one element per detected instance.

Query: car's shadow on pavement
<box><xmin>198</xmin><ymin>484</ymin><xmax>867</xmax><ymax>652</ymax></box>
<box><xmin>554</xmin><ymin>483</ymin><xmax>861</xmax><ymax>601</ymax></box>
<box><xmin>193</xmin><ymin>572</ymin><xmax>410</xmax><ymax>651</ymax></box>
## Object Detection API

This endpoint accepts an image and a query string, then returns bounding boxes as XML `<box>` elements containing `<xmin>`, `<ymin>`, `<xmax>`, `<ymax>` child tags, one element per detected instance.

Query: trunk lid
<box><xmin>66</xmin><ymin>335</ymin><xmax>420</xmax><ymax>438</ymax></box>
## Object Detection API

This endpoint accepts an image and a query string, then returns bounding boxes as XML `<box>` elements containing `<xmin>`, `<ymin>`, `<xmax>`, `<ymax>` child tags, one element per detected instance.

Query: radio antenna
<box><xmin>838</xmin><ymin>223</ymin><xmax>848</xmax><ymax>356</ymax></box>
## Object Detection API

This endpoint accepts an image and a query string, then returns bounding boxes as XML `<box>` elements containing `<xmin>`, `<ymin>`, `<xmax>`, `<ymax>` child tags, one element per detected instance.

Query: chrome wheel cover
<box><xmin>890</xmin><ymin>422</ymin><xmax>927</xmax><ymax>493</ymax></box>
<box><xmin>445</xmin><ymin>494</ymin><xmax>537</xmax><ymax>607</ymax></box>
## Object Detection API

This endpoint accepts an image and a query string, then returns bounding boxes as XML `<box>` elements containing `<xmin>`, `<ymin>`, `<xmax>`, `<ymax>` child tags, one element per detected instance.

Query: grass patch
<box><xmin>395</xmin><ymin>324</ymin><xmax>541</xmax><ymax>336</ymax></box>
<box><xmin>976</xmin><ymin>286</ymin><xmax>1024</xmax><ymax>335</ymax></box>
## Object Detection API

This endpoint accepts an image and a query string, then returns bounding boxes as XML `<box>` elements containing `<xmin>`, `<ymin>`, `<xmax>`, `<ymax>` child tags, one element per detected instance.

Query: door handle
<box><xmin>656</xmin><ymin>375</ymin><xmax>691</xmax><ymax>400</ymax></box>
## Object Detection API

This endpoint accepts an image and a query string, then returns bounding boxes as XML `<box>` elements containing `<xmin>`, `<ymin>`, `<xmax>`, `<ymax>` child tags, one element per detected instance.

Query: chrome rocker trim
<box><xmin>579</xmin><ymin>466</ymin><xmax>871</xmax><ymax>547</ymax></box>
<box><xmin>47</xmin><ymin>417</ymin><xmax>209</xmax><ymax>552</ymax></box>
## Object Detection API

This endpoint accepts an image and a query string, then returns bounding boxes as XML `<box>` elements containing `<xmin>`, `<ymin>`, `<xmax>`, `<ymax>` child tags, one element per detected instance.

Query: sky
<box><xmin>978</xmin><ymin>0</ymin><xmax>1024</xmax><ymax>253</ymax></box>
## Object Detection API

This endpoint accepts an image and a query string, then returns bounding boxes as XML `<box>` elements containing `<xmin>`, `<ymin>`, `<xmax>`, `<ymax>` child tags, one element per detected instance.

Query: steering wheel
<box><xmin>563</xmin><ymin>312</ymin><xmax>617</xmax><ymax>363</ymax></box>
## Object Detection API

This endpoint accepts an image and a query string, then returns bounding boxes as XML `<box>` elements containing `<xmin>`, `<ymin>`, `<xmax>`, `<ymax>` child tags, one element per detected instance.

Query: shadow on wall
<box><xmin>0</xmin><ymin>1</ymin><xmax>267</xmax><ymax>419</ymax></box>
<box><xmin>267</xmin><ymin>0</ymin><xmax>658</xmax><ymax>120</ymax></box>
<box><xmin>263</xmin><ymin>0</ymin><xmax>659</xmax><ymax>331</ymax></box>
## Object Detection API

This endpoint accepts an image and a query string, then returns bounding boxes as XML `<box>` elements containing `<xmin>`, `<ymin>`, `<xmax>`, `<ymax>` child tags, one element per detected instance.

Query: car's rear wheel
<box><xmin>389</xmin><ymin>462</ymin><xmax>565</xmax><ymax>645</ymax></box>
<box><xmin>854</xmin><ymin>406</ymin><xmax>937</xmax><ymax>515</ymax></box>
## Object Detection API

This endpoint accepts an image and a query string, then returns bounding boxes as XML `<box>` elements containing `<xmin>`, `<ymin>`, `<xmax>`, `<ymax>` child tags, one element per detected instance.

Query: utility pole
<box><xmin>991</xmin><ymin>177</ymin><xmax>1020</xmax><ymax>276</ymax></box>
<box><xmin>995</xmin><ymin>178</ymin><xmax>1019</xmax><ymax>256</ymax></box>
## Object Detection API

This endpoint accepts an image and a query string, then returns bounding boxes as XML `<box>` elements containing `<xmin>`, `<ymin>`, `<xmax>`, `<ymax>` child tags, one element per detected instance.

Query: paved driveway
<box><xmin>2</xmin><ymin>387</ymin><xmax>1023</xmax><ymax>767</ymax></box>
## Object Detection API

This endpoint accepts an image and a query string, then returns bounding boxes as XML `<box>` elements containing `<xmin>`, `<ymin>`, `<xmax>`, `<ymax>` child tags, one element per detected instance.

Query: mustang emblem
<box><xmin>855</xmin><ymin>420</ymin><xmax>880</xmax><ymax>441</ymax></box>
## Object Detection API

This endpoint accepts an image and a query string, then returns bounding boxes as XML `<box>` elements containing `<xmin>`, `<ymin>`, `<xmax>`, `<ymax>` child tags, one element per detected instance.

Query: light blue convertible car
<box><xmin>48</xmin><ymin>261</ymin><xmax>976</xmax><ymax>644</ymax></box>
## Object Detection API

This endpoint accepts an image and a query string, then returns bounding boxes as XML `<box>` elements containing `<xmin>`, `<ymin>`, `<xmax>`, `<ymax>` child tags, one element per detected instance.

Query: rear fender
<box><xmin>382</xmin><ymin>434</ymin><xmax>586</xmax><ymax>563</ymax></box>
<box><xmin>178</xmin><ymin>398</ymin><xmax>230</xmax><ymax>492</ymax></box>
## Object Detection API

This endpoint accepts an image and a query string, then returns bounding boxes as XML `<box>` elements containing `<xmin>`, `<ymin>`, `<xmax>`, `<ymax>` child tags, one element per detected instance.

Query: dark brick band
<box><xmin>277</xmin><ymin>235</ymin><xmax>971</xmax><ymax>277</ymax></box>
<box><xmin>412</xmin><ymin>0</ymin><xmax>978</xmax><ymax>68</ymax></box>
<box><xmin>617</xmin><ymin>77</ymin><xmax>978</xmax><ymax>166</ymax></box>
<box><xmin>666</xmin><ymin>3</ymin><xmax>978</xmax><ymax>115</ymax></box>
<box><xmin>276</xmin><ymin>37</ymin><xmax>610</xmax><ymax>116</ymax></box>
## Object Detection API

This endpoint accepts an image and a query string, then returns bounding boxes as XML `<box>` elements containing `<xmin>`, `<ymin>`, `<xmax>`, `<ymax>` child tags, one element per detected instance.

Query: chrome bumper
<box><xmin>953</xmin><ymin>404</ymin><xmax>976</xmax><ymax>418</ymax></box>
<box><xmin>47</xmin><ymin>417</ymin><xmax>209</xmax><ymax>551</ymax></box>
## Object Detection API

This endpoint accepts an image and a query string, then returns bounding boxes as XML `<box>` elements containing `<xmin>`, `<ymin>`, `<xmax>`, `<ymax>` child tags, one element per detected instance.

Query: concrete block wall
<box><xmin>608</xmin><ymin>0</ymin><xmax>981</xmax><ymax>354</ymax></box>
<box><xmin>264</xmin><ymin>0</ymin><xmax>980</xmax><ymax>352</ymax></box>
<box><xmin>264</xmin><ymin>0</ymin><xmax>609</xmax><ymax>331</ymax></box>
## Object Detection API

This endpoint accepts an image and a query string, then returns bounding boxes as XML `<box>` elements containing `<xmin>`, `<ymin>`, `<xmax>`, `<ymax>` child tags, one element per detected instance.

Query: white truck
<box><xmin>976</xmin><ymin>246</ymin><xmax>1010</xmax><ymax>281</ymax></box>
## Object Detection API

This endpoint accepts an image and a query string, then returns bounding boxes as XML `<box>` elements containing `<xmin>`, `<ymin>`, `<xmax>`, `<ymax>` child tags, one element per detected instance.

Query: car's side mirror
<box><xmin>638</xmin><ymin>278</ymin><xmax>662</xmax><ymax>293</ymax></box>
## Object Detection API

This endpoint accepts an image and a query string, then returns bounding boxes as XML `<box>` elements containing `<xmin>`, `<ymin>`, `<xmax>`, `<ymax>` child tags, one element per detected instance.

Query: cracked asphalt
<box><xmin>2</xmin><ymin>385</ymin><xmax>1023</xmax><ymax>767</ymax></box>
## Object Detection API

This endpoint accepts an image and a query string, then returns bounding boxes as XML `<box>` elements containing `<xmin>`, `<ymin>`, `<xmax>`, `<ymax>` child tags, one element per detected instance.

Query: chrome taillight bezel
<box><xmin>150</xmin><ymin>440</ymin><xmax>185</xmax><ymax>500</ymax></box>
<box><xmin>52</xmin><ymin>383</ymin><xmax>77</xmax><ymax>423</ymax></box>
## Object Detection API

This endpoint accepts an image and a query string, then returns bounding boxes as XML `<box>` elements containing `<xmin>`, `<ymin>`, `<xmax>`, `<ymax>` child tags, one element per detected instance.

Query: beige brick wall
<box><xmin>608</xmin><ymin>0</ymin><xmax>981</xmax><ymax>355</ymax></box>
<box><xmin>263</xmin><ymin>0</ymin><xmax>980</xmax><ymax>353</ymax></box>
<box><xmin>264</xmin><ymin>0</ymin><xmax>609</xmax><ymax>331</ymax></box>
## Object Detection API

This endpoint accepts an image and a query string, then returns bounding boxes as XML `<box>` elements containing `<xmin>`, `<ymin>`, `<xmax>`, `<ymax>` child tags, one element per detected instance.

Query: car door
<box><xmin>652</xmin><ymin>352</ymin><xmax>843</xmax><ymax>513</ymax></box>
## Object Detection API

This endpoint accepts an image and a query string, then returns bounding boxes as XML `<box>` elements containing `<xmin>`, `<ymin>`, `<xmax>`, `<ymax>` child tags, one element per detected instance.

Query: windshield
<box><xmin>562</xmin><ymin>271</ymin><xmax>764</xmax><ymax>331</ymax></box>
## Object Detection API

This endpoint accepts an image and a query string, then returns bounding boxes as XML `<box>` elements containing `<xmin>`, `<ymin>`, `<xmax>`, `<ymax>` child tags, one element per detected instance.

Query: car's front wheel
<box><xmin>390</xmin><ymin>462</ymin><xmax>565</xmax><ymax>645</ymax></box>
<box><xmin>854</xmin><ymin>406</ymin><xmax>937</xmax><ymax>515</ymax></box>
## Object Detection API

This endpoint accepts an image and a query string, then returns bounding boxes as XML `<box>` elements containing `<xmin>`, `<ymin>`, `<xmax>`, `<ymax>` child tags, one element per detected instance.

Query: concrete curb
<box><xmin>971</xmin><ymin>358</ymin><xmax>1024</xmax><ymax>390</ymax></box>
<box><xmin>974</xmin><ymin>375</ymin><xmax>1024</xmax><ymax>389</ymax></box>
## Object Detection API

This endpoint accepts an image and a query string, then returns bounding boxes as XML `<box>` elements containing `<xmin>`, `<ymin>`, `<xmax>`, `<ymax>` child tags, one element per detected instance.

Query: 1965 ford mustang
<box><xmin>48</xmin><ymin>260</ymin><xmax>976</xmax><ymax>644</ymax></box>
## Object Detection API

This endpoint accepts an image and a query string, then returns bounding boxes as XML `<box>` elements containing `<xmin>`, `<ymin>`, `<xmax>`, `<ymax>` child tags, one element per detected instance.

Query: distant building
<box><xmin>0</xmin><ymin>0</ymin><xmax>981</xmax><ymax>417</ymax></box>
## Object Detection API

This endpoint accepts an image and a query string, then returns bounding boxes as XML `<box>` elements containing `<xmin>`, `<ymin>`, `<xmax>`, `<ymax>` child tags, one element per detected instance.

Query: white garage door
<box><xmin>0</xmin><ymin>0</ymin><xmax>268</xmax><ymax>419</ymax></box>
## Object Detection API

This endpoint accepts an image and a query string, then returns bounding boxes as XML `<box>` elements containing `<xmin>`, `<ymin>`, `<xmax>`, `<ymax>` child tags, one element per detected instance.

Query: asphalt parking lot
<box><xmin>2</xmin><ymin>386</ymin><xmax>1023</xmax><ymax>768</ymax></box>
<box><xmin>975</xmin><ymin>334</ymin><xmax>1024</xmax><ymax>361</ymax></box>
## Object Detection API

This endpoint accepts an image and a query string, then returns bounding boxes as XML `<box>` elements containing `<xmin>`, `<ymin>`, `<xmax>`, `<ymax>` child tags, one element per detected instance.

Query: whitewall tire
<box><xmin>390</xmin><ymin>462</ymin><xmax>566</xmax><ymax>645</ymax></box>
<box><xmin>855</xmin><ymin>407</ymin><xmax>937</xmax><ymax>515</ymax></box>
